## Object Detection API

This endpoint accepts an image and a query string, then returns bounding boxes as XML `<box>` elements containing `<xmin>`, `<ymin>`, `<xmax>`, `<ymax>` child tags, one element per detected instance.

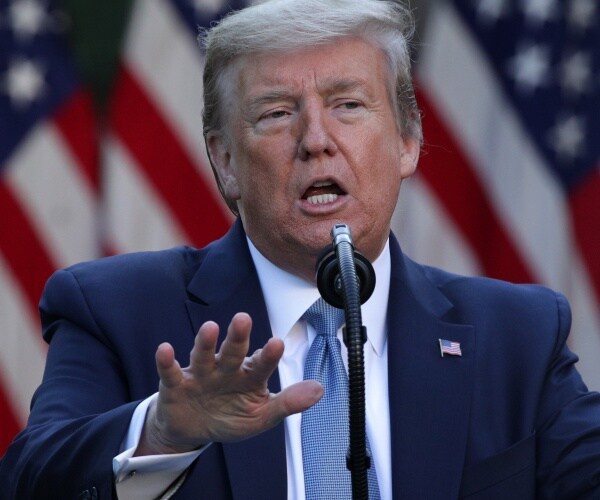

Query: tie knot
<box><xmin>303</xmin><ymin>298</ymin><xmax>345</xmax><ymax>338</ymax></box>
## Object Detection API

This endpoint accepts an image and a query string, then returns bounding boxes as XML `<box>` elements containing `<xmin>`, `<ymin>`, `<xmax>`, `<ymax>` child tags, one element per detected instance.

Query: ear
<box><xmin>206</xmin><ymin>131</ymin><xmax>241</xmax><ymax>200</ymax></box>
<box><xmin>399</xmin><ymin>135</ymin><xmax>420</xmax><ymax>179</ymax></box>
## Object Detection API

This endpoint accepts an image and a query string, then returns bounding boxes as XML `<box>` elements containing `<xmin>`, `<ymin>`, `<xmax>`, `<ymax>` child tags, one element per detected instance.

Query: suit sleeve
<box><xmin>535</xmin><ymin>291</ymin><xmax>600</xmax><ymax>498</ymax></box>
<box><xmin>0</xmin><ymin>269</ymin><xmax>142</xmax><ymax>500</ymax></box>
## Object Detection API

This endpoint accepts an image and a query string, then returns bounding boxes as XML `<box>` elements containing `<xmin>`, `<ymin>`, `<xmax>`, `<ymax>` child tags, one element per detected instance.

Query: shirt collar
<box><xmin>247</xmin><ymin>238</ymin><xmax>391</xmax><ymax>357</ymax></box>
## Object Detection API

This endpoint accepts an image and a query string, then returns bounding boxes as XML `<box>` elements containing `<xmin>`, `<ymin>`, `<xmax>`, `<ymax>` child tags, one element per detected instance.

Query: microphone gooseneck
<box><xmin>315</xmin><ymin>224</ymin><xmax>376</xmax><ymax>500</ymax></box>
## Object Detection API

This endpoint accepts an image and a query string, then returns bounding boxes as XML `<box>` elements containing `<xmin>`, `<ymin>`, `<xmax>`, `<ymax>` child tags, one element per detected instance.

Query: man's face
<box><xmin>208</xmin><ymin>37</ymin><xmax>419</xmax><ymax>282</ymax></box>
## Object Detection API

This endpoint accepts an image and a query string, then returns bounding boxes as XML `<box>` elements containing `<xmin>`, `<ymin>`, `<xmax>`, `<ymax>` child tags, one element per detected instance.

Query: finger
<box><xmin>189</xmin><ymin>320</ymin><xmax>220</xmax><ymax>375</ymax></box>
<box><xmin>267</xmin><ymin>380</ymin><xmax>324</xmax><ymax>423</ymax></box>
<box><xmin>216</xmin><ymin>312</ymin><xmax>253</xmax><ymax>373</ymax></box>
<box><xmin>155</xmin><ymin>342</ymin><xmax>184</xmax><ymax>389</ymax></box>
<box><xmin>243</xmin><ymin>337</ymin><xmax>285</xmax><ymax>384</ymax></box>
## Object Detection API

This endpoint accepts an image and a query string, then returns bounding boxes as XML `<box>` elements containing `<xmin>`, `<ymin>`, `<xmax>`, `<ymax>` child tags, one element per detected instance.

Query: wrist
<box><xmin>134</xmin><ymin>399</ymin><xmax>204</xmax><ymax>456</ymax></box>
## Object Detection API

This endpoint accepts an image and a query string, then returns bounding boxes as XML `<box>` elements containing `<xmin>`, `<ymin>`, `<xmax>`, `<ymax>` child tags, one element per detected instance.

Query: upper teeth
<box><xmin>307</xmin><ymin>193</ymin><xmax>338</xmax><ymax>204</ymax></box>
<box><xmin>313</xmin><ymin>181</ymin><xmax>333</xmax><ymax>187</ymax></box>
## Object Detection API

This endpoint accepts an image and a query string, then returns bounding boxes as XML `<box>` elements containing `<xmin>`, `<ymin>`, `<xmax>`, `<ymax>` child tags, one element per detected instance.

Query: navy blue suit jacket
<box><xmin>1</xmin><ymin>219</ymin><xmax>600</xmax><ymax>499</ymax></box>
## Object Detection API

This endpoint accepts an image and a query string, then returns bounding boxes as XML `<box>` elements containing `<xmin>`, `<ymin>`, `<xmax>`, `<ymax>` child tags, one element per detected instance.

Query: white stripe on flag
<box><xmin>0</xmin><ymin>258</ymin><xmax>47</xmax><ymax>424</ymax></box>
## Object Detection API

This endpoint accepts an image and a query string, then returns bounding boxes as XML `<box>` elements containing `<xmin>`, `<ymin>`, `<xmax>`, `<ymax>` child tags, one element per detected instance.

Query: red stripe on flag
<box><xmin>569</xmin><ymin>166</ymin><xmax>600</xmax><ymax>303</ymax></box>
<box><xmin>0</xmin><ymin>374</ymin><xmax>22</xmax><ymax>457</ymax></box>
<box><xmin>110</xmin><ymin>66</ymin><xmax>231</xmax><ymax>248</ymax></box>
<box><xmin>53</xmin><ymin>89</ymin><xmax>99</xmax><ymax>190</ymax></box>
<box><xmin>416</xmin><ymin>88</ymin><xmax>536</xmax><ymax>284</ymax></box>
<box><xmin>0</xmin><ymin>183</ymin><xmax>57</xmax><ymax>317</ymax></box>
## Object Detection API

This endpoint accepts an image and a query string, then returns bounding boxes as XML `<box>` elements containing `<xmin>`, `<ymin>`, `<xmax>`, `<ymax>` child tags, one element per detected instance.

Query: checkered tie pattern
<box><xmin>301</xmin><ymin>298</ymin><xmax>380</xmax><ymax>499</ymax></box>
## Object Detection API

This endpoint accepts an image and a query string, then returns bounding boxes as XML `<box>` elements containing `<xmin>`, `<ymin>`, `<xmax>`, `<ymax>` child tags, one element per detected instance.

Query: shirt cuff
<box><xmin>113</xmin><ymin>393</ymin><xmax>208</xmax><ymax>499</ymax></box>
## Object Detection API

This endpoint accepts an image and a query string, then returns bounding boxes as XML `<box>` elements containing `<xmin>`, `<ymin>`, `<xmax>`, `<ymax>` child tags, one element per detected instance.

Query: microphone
<box><xmin>316</xmin><ymin>224</ymin><xmax>375</xmax><ymax>309</ymax></box>
<box><xmin>315</xmin><ymin>223</ymin><xmax>376</xmax><ymax>499</ymax></box>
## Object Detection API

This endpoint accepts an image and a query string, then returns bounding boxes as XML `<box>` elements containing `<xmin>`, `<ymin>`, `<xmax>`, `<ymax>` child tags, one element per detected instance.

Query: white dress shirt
<box><xmin>114</xmin><ymin>238</ymin><xmax>392</xmax><ymax>499</ymax></box>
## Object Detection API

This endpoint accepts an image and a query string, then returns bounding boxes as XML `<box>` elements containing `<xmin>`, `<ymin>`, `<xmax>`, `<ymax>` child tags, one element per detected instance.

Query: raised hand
<box><xmin>135</xmin><ymin>312</ymin><xmax>323</xmax><ymax>455</ymax></box>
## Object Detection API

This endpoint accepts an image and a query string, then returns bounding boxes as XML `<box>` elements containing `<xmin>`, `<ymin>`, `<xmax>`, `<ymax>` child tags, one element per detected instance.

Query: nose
<box><xmin>297</xmin><ymin>102</ymin><xmax>338</xmax><ymax>161</ymax></box>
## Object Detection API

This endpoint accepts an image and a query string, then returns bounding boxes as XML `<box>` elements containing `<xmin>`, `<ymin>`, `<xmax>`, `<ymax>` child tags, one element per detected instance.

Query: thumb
<box><xmin>269</xmin><ymin>380</ymin><xmax>323</xmax><ymax>422</ymax></box>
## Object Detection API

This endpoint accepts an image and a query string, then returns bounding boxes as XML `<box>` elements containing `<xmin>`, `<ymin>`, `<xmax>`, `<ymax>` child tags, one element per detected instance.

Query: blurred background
<box><xmin>1</xmin><ymin>0</ymin><xmax>598</xmax><ymax>455</ymax></box>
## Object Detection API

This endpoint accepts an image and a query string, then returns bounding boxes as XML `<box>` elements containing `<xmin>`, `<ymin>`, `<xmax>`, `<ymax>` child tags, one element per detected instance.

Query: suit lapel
<box><xmin>387</xmin><ymin>238</ymin><xmax>474</xmax><ymax>499</ymax></box>
<box><xmin>184</xmin><ymin>220</ymin><xmax>287</xmax><ymax>500</ymax></box>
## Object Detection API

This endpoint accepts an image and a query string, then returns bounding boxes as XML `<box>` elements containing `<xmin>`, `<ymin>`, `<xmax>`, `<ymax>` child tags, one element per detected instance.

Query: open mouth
<box><xmin>302</xmin><ymin>181</ymin><xmax>346</xmax><ymax>205</ymax></box>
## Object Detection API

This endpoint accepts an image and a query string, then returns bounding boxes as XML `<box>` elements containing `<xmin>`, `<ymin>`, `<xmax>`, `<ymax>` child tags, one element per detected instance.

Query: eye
<box><xmin>331</xmin><ymin>98</ymin><xmax>366</xmax><ymax>123</ymax></box>
<box><xmin>334</xmin><ymin>99</ymin><xmax>365</xmax><ymax>113</ymax></box>
<box><xmin>260</xmin><ymin>109</ymin><xmax>289</xmax><ymax>121</ymax></box>
<box><xmin>341</xmin><ymin>101</ymin><xmax>361</xmax><ymax>110</ymax></box>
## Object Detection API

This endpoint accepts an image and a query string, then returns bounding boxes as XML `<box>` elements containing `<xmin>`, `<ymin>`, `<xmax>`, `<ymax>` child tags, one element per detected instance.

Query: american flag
<box><xmin>0</xmin><ymin>0</ymin><xmax>99</xmax><ymax>454</ymax></box>
<box><xmin>0</xmin><ymin>0</ymin><xmax>236</xmax><ymax>455</ymax></box>
<box><xmin>393</xmin><ymin>0</ymin><xmax>600</xmax><ymax>389</ymax></box>
<box><xmin>439</xmin><ymin>339</ymin><xmax>463</xmax><ymax>357</ymax></box>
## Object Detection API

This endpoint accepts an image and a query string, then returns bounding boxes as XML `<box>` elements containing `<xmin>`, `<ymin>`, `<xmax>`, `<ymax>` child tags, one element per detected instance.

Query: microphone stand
<box><xmin>316</xmin><ymin>224</ymin><xmax>375</xmax><ymax>500</ymax></box>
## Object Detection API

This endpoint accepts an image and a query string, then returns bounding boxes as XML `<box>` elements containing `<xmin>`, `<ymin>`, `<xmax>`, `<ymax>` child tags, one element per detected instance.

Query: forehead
<box><xmin>231</xmin><ymin>37</ymin><xmax>391</xmax><ymax>99</ymax></box>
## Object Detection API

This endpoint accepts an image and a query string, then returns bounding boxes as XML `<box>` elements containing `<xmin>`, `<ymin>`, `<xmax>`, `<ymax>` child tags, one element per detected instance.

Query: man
<box><xmin>1</xmin><ymin>0</ymin><xmax>599</xmax><ymax>498</ymax></box>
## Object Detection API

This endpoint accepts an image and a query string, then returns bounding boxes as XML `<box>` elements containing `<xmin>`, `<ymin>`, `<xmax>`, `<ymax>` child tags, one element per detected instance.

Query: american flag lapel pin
<box><xmin>439</xmin><ymin>339</ymin><xmax>462</xmax><ymax>357</ymax></box>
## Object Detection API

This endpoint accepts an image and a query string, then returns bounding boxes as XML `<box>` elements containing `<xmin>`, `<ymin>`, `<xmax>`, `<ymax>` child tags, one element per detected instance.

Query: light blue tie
<box><xmin>301</xmin><ymin>298</ymin><xmax>380</xmax><ymax>499</ymax></box>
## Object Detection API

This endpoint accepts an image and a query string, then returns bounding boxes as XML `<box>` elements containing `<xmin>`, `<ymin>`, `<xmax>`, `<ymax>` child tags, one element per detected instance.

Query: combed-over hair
<box><xmin>200</xmin><ymin>0</ymin><xmax>421</xmax><ymax>214</ymax></box>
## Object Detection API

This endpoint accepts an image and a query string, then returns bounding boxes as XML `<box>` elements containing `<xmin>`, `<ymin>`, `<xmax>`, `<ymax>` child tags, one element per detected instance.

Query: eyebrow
<box><xmin>248</xmin><ymin>77</ymin><xmax>370</xmax><ymax>109</ymax></box>
<box><xmin>320</xmin><ymin>78</ymin><xmax>368</xmax><ymax>95</ymax></box>
<box><xmin>246</xmin><ymin>89</ymin><xmax>296</xmax><ymax>108</ymax></box>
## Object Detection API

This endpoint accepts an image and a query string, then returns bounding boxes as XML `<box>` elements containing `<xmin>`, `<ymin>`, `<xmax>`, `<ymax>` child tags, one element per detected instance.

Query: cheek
<box><xmin>360</xmin><ymin>139</ymin><xmax>404</xmax><ymax>192</ymax></box>
<box><xmin>243</xmin><ymin>142</ymin><xmax>295</xmax><ymax>191</ymax></box>
<box><xmin>236</xmin><ymin>156</ymin><xmax>291</xmax><ymax>213</ymax></box>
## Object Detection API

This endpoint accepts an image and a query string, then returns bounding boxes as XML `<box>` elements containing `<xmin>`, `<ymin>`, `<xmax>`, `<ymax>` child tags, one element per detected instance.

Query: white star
<box><xmin>560</xmin><ymin>52</ymin><xmax>592</xmax><ymax>95</ymax></box>
<box><xmin>475</xmin><ymin>0</ymin><xmax>510</xmax><ymax>23</ymax></box>
<box><xmin>520</xmin><ymin>0</ymin><xmax>558</xmax><ymax>26</ymax></box>
<box><xmin>9</xmin><ymin>0</ymin><xmax>47</xmax><ymax>39</ymax></box>
<box><xmin>569</xmin><ymin>0</ymin><xmax>597</xmax><ymax>31</ymax></box>
<box><xmin>3</xmin><ymin>58</ymin><xmax>46</xmax><ymax>108</ymax></box>
<box><xmin>548</xmin><ymin>115</ymin><xmax>586</xmax><ymax>163</ymax></box>
<box><xmin>191</xmin><ymin>0</ymin><xmax>227</xmax><ymax>16</ymax></box>
<box><xmin>507</xmin><ymin>44</ymin><xmax>551</xmax><ymax>93</ymax></box>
